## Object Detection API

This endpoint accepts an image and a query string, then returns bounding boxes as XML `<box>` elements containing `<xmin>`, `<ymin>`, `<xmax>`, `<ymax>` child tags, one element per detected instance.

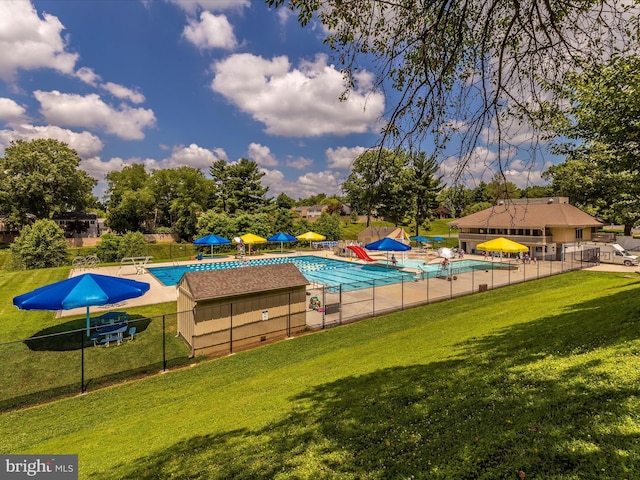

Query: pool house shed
<box><xmin>177</xmin><ymin>263</ymin><xmax>309</xmax><ymax>357</ymax></box>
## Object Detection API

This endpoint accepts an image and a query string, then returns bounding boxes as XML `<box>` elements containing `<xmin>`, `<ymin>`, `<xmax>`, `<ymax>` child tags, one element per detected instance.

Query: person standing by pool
<box><xmin>391</xmin><ymin>254</ymin><xmax>397</xmax><ymax>267</ymax></box>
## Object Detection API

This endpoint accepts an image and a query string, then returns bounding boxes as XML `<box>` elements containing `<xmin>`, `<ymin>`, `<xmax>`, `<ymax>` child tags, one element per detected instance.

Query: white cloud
<box><xmin>0</xmin><ymin>98</ymin><xmax>29</xmax><ymax>125</ymax></box>
<box><xmin>260</xmin><ymin>168</ymin><xmax>342</xmax><ymax>200</ymax></box>
<box><xmin>75</xmin><ymin>66</ymin><xmax>101</xmax><ymax>86</ymax></box>
<box><xmin>326</xmin><ymin>145</ymin><xmax>367</xmax><ymax>169</ymax></box>
<box><xmin>76</xmin><ymin>67</ymin><xmax>146</xmax><ymax>104</ymax></box>
<box><xmin>164</xmin><ymin>143</ymin><xmax>219</xmax><ymax>169</ymax></box>
<box><xmin>211</xmin><ymin>53</ymin><xmax>385</xmax><ymax>137</ymax></box>
<box><xmin>284</xmin><ymin>155</ymin><xmax>313</xmax><ymax>170</ymax></box>
<box><xmin>34</xmin><ymin>90</ymin><xmax>156</xmax><ymax>140</ymax></box>
<box><xmin>0</xmin><ymin>124</ymin><xmax>104</xmax><ymax>158</ymax></box>
<box><xmin>101</xmin><ymin>82</ymin><xmax>146</xmax><ymax>104</ymax></box>
<box><xmin>247</xmin><ymin>142</ymin><xmax>278</xmax><ymax>167</ymax></box>
<box><xmin>168</xmin><ymin>0</ymin><xmax>250</xmax><ymax>15</ymax></box>
<box><xmin>182</xmin><ymin>11</ymin><xmax>237</xmax><ymax>50</ymax></box>
<box><xmin>0</xmin><ymin>1</ymin><xmax>78</xmax><ymax>81</ymax></box>
<box><xmin>81</xmin><ymin>156</ymin><xmax>124</xmax><ymax>180</ymax></box>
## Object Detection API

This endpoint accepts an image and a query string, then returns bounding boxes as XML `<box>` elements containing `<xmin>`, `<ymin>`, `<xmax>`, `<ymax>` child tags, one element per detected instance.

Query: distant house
<box><xmin>53</xmin><ymin>212</ymin><xmax>104</xmax><ymax>238</ymax></box>
<box><xmin>176</xmin><ymin>263</ymin><xmax>309</xmax><ymax>357</ymax></box>
<box><xmin>448</xmin><ymin>197</ymin><xmax>603</xmax><ymax>259</ymax></box>
<box><xmin>432</xmin><ymin>205</ymin><xmax>452</xmax><ymax>219</ymax></box>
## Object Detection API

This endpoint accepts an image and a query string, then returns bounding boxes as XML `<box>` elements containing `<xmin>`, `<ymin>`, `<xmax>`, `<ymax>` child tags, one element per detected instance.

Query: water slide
<box><xmin>347</xmin><ymin>245</ymin><xmax>377</xmax><ymax>262</ymax></box>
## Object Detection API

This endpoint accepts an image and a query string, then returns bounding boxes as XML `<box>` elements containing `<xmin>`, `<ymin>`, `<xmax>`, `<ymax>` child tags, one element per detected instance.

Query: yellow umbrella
<box><xmin>476</xmin><ymin>237</ymin><xmax>528</xmax><ymax>253</ymax></box>
<box><xmin>296</xmin><ymin>231</ymin><xmax>326</xmax><ymax>242</ymax></box>
<box><xmin>234</xmin><ymin>233</ymin><xmax>267</xmax><ymax>256</ymax></box>
<box><xmin>237</xmin><ymin>233</ymin><xmax>267</xmax><ymax>245</ymax></box>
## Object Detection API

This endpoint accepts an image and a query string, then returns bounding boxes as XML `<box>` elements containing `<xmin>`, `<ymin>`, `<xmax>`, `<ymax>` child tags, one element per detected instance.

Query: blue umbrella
<box><xmin>193</xmin><ymin>233</ymin><xmax>231</xmax><ymax>256</ymax></box>
<box><xmin>365</xmin><ymin>237</ymin><xmax>411</xmax><ymax>266</ymax></box>
<box><xmin>13</xmin><ymin>273</ymin><xmax>150</xmax><ymax>336</ymax></box>
<box><xmin>410</xmin><ymin>235</ymin><xmax>431</xmax><ymax>243</ymax></box>
<box><xmin>267</xmin><ymin>232</ymin><xmax>298</xmax><ymax>253</ymax></box>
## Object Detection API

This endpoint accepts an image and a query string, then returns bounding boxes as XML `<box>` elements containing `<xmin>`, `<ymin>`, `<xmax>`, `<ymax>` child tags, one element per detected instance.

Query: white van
<box><xmin>605</xmin><ymin>244</ymin><xmax>640</xmax><ymax>266</ymax></box>
<box><xmin>564</xmin><ymin>242</ymin><xmax>640</xmax><ymax>266</ymax></box>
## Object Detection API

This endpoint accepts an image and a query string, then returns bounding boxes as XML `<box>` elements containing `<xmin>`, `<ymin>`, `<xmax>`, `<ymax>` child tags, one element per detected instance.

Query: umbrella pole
<box><xmin>86</xmin><ymin>306</ymin><xmax>91</xmax><ymax>337</ymax></box>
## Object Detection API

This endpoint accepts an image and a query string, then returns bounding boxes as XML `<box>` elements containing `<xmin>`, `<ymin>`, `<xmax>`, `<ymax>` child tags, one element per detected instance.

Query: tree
<box><xmin>209</xmin><ymin>159</ymin><xmax>231</xmax><ymax>213</ymax></box>
<box><xmin>105</xmin><ymin>164</ymin><xmax>155</xmax><ymax>233</ymax></box>
<box><xmin>267</xmin><ymin>0</ymin><xmax>638</xmax><ymax>181</ymax></box>
<box><xmin>0</xmin><ymin>139</ymin><xmax>97</xmax><ymax>229</ymax></box>
<box><xmin>96</xmin><ymin>233</ymin><xmax>121</xmax><ymax>262</ymax></box>
<box><xmin>275</xmin><ymin>192</ymin><xmax>295</xmax><ymax>210</ymax></box>
<box><xmin>196</xmin><ymin>211</ymin><xmax>237</xmax><ymax>240</ymax></box>
<box><xmin>118</xmin><ymin>232</ymin><xmax>148</xmax><ymax>259</ymax></box>
<box><xmin>407</xmin><ymin>152</ymin><xmax>443</xmax><ymax>236</ymax></box>
<box><xmin>210</xmin><ymin>159</ymin><xmax>270</xmax><ymax>215</ymax></box>
<box><xmin>485</xmin><ymin>174</ymin><xmax>521</xmax><ymax>203</ymax></box>
<box><xmin>10</xmin><ymin>219</ymin><xmax>68</xmax><ymax>270</ymax></box>
<box><xmin>545</xmin><ymin>55</ymin><xmax>640</xmax><ymax>235</ymax></box>
<box><xmin>312</xmin><ymin>211</ymin><xmax>341</xmax><ymax>241</ymax></box>
<box><xmin>342</xmin><ymin>149</ymin><xmax>403</xmax><ymax>226</ymax></box>
<box><xmin>272</xmin><ymin>208</ymin><xmax>296</xmax><ymax>234</ymax></box>
<box><xmin>163</xmin><ymin>167</ymin><xmax>212</xmax><ymax>240</ymax></box>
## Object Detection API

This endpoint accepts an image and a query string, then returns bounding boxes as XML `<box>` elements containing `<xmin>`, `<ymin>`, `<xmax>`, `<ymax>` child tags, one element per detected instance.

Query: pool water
<box><xmin>400</xmin><ymin>258</ymin><xmax>507</xmax><ymax>276</ymax></box>
<box><xmin>148</xmin><ymin>255</ymin><xmax>416</xmax><ymax>291</ymax></box>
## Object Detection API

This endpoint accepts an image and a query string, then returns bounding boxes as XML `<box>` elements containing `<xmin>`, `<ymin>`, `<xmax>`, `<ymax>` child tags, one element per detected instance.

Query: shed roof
<box><xmin>180</xmin><ymin>262</ymin><xmax>309</xmax><ymax>301</ymax></box>
<box><xmin>449</xmin><ymin>202</ymin><xmax>602</xmax><ymax>229</ymax></box>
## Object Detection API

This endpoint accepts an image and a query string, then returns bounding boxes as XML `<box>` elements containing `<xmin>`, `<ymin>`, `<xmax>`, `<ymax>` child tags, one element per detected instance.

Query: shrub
<box><xmin>10</xmin><ymin>219</ymin><xmax>68</xmax><ymax>269</ymax></box>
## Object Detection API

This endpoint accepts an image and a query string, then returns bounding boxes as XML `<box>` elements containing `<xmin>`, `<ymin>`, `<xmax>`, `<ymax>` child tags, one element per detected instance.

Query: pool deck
<box><xmin>59</xmin><ymin>250</ymin><xmax>632</xmax><ymax>328</ymax></box>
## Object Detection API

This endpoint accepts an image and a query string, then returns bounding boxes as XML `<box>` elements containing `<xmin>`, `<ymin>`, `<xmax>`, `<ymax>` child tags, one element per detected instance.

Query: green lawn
<box><xmin>0</xmin><ymin>267</ymin><xmax>192</xmax><ymax>410</ymax></box>
<box><xmin>2</xmin><ymin>270</ymin><xmax>640</xmax><ymax>478</ymax></box>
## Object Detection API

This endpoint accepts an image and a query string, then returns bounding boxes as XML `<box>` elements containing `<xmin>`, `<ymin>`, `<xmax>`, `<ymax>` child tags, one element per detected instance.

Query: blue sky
<box><xmin>0</xmin><ymin>0</ymin><xmax>551</xmax><ymax>202</ymax></box>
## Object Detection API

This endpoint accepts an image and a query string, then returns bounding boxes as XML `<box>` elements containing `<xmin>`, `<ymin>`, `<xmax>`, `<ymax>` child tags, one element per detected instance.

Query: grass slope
<box><xmin>2</xmin><ymin>270</ymin><xmax>640</xmax><ymax>478</ymax></box>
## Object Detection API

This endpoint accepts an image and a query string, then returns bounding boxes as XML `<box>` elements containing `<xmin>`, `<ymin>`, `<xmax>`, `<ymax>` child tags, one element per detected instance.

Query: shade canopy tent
<box><xmin>192</xmin><ymin>233</ymin><xmax>231</xmax><ymax>256</ymax></box>
<box><xmin>365</xmin><ymin>237</ymin><xmax>412</xmax><ymax>265</ymax></box>
<box><xmin>13</xmin><ymin>273</ymin><xmax>150</xmax><ymax>336</ymax></box>
<box><xmin>476</xmin><ymin>237</ymin><xmax>529</xmax><ymax>254</ymax></box>
<box><xmin>296</xmin><ymin>231</ymin><xmax>326</xmax><ymax>242</ymax></box>
<box><xmin>267</xmin><ymin>232</ymin><xmax>298</xmax><ymax>252</ymax></box>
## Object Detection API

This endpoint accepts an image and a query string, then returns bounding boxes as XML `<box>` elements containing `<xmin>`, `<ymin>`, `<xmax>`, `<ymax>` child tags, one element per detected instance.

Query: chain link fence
<box><xmin>0</xmin><ymin>254</ymin><xmax>598</xmax><ymax>412</ymax></box>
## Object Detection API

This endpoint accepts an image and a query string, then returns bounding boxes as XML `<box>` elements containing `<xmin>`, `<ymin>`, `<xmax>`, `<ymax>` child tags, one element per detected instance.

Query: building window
<box><xmin>575</xmin><ymin>228</ymin><xmax>583</xmax><ymax>239</ymax></box>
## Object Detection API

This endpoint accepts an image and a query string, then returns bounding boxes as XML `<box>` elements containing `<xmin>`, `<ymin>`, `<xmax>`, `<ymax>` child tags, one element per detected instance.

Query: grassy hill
<box><xmin>1</xmin><ymin>269</ymin><xmax>639</xmax><ymax>478</ymax></box>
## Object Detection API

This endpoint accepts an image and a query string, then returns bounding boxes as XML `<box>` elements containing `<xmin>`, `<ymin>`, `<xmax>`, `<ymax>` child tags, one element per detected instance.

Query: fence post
<box><xmin>372</xmin><ymin>280</ymin><xmax>376</xmax><ymax>317</ymax></box>
<box><xmin>287</xmin><ymin>292</ymin><xmax>291</xmax><ymax>337</ymax></box>
<box><xmin>401</xmin><ymin>276</ymin><xmax>404</xmax><ymax>310</ymax></box>
<box><xmin>81</xmin><ymin>330</ymin><xmax>86</xmax><ymax>393</ymax></box>
<box><xmin>340</xmin><ymin>284</ymin><xmax>343</xmax><ymax>325</ymax></box>
<box><xmin>162</xmin><ymin>315</ymin><xmax>167</xmax><ymax>372</ymax></box>
<box><xmin>230</xmin><ymin>303</ymin><xmax>233</xmax><ymax>355</ymax></box>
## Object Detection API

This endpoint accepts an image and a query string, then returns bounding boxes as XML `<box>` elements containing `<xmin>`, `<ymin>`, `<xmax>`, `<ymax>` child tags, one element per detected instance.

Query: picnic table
<box><xmin>91</xmin><ymin>322</ymin><xmax>129</xmax><ymax>347</ymax></box>
<box><xmin>92</xmin><ymin>311</ymin><xmax>129</xmax><ymax>326</ymax></box>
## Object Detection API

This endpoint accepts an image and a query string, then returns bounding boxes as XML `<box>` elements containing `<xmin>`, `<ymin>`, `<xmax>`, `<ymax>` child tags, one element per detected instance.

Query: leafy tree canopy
<box><xmin>545</xmin><ymin>55</ymin><xmax>640</xmax><ymax>234</ymax></box>
<box><xmin>268</xmin><ymin>0</ymin><xmax>639</xmax><ymax>182</ymax></box>
<box><xmin>0</xmin><ymin>139</ymin><xmax>97</xmax><ymax>229</ymax></box>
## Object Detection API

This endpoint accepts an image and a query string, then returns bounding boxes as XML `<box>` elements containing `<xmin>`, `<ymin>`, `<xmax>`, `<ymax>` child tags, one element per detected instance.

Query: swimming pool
<box><xmin>148</xmin><ymin>255</ymin><xmax>416</xmax><ymax>291</ymax></box>
<box><xmin>399</xmin><ymin>258</ymin><xmax>506</xmax><ymax>276</ymax></box>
